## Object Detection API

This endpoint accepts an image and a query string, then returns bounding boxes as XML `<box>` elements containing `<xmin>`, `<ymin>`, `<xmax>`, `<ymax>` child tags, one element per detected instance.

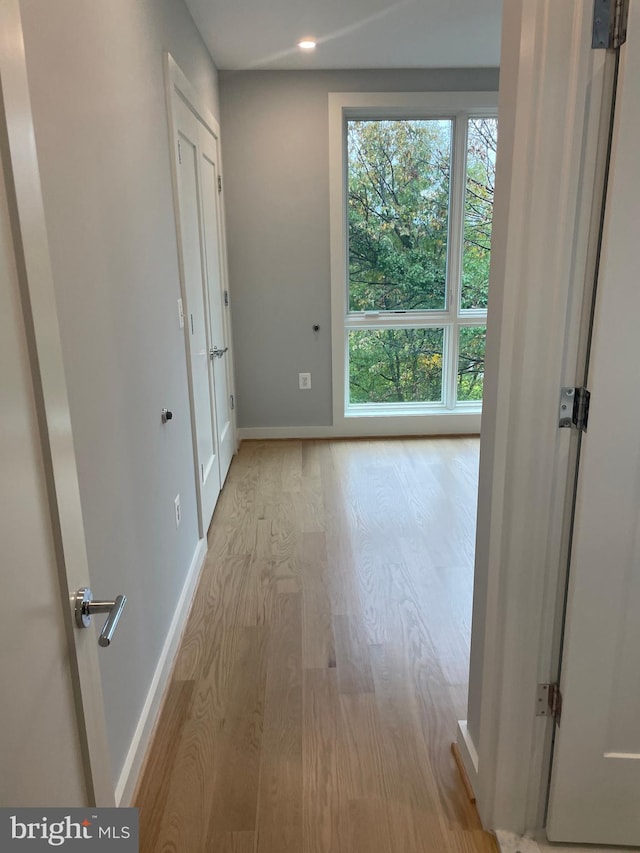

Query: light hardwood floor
<box><xmin>136</xmin><ymin>438</ymin><xmax>497</xmax><ymax>853</ymax></box>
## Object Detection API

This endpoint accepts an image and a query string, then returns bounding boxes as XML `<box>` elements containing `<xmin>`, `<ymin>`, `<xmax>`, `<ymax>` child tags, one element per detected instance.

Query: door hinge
<box><xmin>224</xmin><ymin>289</ymin><xmax>229</xmax><ymax>307</ymax></box>
<box><xmin>536</xmin><ymin>682</ymin><xmax>563</xmax><ymax>725</ymax></box>
<box><xmin>218</xmin><ymin>175</ymin><xmax>222</xmax><ymax>193</ymax></box>
<box><xmin>230</xmin><ymin>394</ymin><xmax>235</xmax><ymax>410</ymax></box>
<box><xmin>559</xmin><ymin>386</ymin><xmax>591</xmax><ymax>432</ymax></box>
<box><xmin>592</xmin><ymin>0</ymin><xmax>629</xmax><ymax>49</ymax></box>
<box><xmin>177</xmin><ymin>138</ymin><xmax>182</xmax><ymax>165</ymax></box>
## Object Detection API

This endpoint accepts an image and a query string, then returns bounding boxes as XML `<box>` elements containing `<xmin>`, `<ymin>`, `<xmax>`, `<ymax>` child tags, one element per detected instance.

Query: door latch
<box><xmin>209</xmin><ymin>346</ymin><xmax>229</xmax><ymax>360</ymax></box>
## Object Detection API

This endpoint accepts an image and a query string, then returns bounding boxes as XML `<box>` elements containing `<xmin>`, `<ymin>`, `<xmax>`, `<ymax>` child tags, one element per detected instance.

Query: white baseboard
<box><xmin>238</xmin><ymin>425</ymin><xmax>334</xmax><ymax>440</ymax></box>
<box><xmin>114</xmin><ymin>537</ymin><xmax>208</xmax><ymax>806</ymax></box>
<box><xmin>238</xmin><ymin>414</ymin><xmax>481</xmax><ymax>441</ymax></box>
<box><xmin>456</xmin><ymin>720</ymin><xmax>479</xmax><ymax>793</ymax></box>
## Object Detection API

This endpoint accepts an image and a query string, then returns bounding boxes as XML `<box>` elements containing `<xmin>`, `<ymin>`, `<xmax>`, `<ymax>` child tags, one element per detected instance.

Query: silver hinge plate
<box><xmin>230</xmin><ymin>394</ymin><xmax>235</xmax><ymax>410</ymax></box>
<box><xmin>224</xmin><ymin>290</ymin><xmax>229</xmax><ymax>306</ymax></box>
<box><xmin>536</xmin><ymin>683</ymin><xmax>562</xmax><ymax>724</ymax></box>
<box><xmin>177</xmin><ymin>138</ymin><xmax>182</xmax><ymax>164</ymax></box>
<box><xmin>559</xmin><ymin>386</ymin><xmax>591</xmax><ymax>432</ymax></box>
<box><xmin>218</xmin><ymin>175</ymin><xmax>222</xmax><ymax>193</ymax></box>
<box><xmin>593</xmin><ymin>0</ymin><xmax>629</xmax><ymax>49</ymax></box>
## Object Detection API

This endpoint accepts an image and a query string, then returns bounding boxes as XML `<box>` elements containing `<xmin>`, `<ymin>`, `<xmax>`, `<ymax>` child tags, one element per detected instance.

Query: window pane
<box><xmin>457</xmin><ymin>326</ymin><xmax>486</xmax><ymax>401</ymax></box>
<box><xmin>349</xmin><ymin>328</ymin><xmax>444</xmax><ymax>404</ymax></box>
<box><xmin>348</xmin><ymin>120</ymin><xmax>452</xmax><ymax>312</ymax></box>
<box><xmin>461</xmin><ymin>118</ymin><xmax>497</xmax><ymax>310</ymax></box>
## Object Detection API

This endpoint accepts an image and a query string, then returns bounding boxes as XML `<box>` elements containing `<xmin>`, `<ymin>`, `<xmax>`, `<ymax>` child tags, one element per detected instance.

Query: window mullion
<box><xmin>445</xmin><ymin>321</ymin><xmax>458</xmax><ymax>410</ymax></box>
<box><xmin>448</xmin><ymin>113</ymin><xmax>467</xmax><ymax>315</ymax></box>
<box><xmin>445</xmin><ymin>114</ymin><xmax>468</xmax><ymax>408</ymax></box>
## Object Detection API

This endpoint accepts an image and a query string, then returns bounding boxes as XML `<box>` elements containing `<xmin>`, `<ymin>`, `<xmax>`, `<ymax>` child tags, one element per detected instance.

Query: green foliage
<box><xmin>348</xmin><ymin>120</ymin><xmax>451</xmax><ymax>312</ymax></box>
<box><xmin>346</xmin><ymin>118</ymin><xmax>496</xmax><ymax>405</ymax></box>
<box><xmin>349</xmin><ymin>328</ymin><xmax>444</xmax><ymax>404</ymax></box>
<box><xmin>462</xmin><ymin>119</ymin><xmax>497</xmax><ymax>310</ymax></box>
<box><xmin>457</xmin><ymin>326</ymin><xmax>487</xmax><ymax>401</ymax></box>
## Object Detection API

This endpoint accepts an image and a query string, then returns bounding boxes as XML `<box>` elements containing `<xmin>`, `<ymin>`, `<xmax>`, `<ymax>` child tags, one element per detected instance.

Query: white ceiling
<box><xmin>184</xmin><ymin>0</ymin><xmax>503</xmax><ymax>71</ymax></box>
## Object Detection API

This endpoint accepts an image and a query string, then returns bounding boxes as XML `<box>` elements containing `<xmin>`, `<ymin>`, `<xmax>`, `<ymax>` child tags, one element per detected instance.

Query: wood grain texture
<box><xmin>136</xmin><ymin>680</ymin><xmax>194</xmax><ymax>853</ymax></box>
<box><xmin>136</xmin><ymin>437</ymin><xmax>497</xmax><ymax>852</ymax></box>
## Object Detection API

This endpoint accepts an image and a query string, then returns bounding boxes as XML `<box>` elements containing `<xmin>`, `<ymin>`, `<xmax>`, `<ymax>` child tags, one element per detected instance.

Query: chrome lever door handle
<box><xmin>96</xmin><ymin>596</ymin><xmax>127</xmax><ymax>647</ymax></box>
<box><xmin>209</xmin><ymin>346</ymin><xmax>229</xmax><ymax>360</ymax></box>
<box><xmin>74</xmin><ymin>588</ymin><xmax>127</xmax><ymax>647</ymax></box>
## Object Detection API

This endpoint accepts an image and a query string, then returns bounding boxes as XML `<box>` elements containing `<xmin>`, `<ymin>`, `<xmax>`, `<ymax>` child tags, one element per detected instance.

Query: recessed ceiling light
<box><xmin>298</xmin><ymin>39</ymin><xmax>317</xmax><ymax>50</ymax></box>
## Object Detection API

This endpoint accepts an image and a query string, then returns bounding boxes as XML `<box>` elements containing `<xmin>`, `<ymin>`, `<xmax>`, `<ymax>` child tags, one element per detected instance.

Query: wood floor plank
<box><xmin>151</xmin><ymin>717</ymin><xmax>220</xmax><ymax>852</ymax></box>
<box><xmin>302</xmin><ymin>668</ymin><xmax>344</xmax><ymax>853</ymax></box>
<box><xmin>318</xmin><ymin>443</ymin><xmax>360</xmax><ymax>616</ymax></box>
<box><xmin>387</xmin><ymin>802</ymin><xmax>452</xmax><ymax>853</ymax></box>
<box><xmin>173</xmin><ymin>553</ymin><xmax>253</xmax><ymax>683</ymax></box>
<box><xmin>207</xmin><ymin>625</ymin><xmax>269</xmax><ymax>835</ymax></box>
<box><xmin>208</xmin><ymin>831</ymin><xmax>255</xmax><ymax>853</ymax></box>
<box><xmin>300</xmin><ymin>533</ymin><xmax>336</xmax><ymax>670</ymax></box>
<box><xmin>255</xmin><ymin>592</ymin><xmax>303</xmax><ymax>853</ymax></box>
<box><xmin>137</xmin><ymin>680</ymin><xmax>194</xmax><ymax>853</ymax></box>
<box><xmin>368</xmin><ymin>643</ymin><xmax>441</xmax><ymax>810</ymax></box>
<box><xmin>297</xmin><ymin>442</ymin><xmax>325</xmax><ymax>533</ymax></box>
<box><xmin>340</xmin><ymin>799</ymin><xmax>393</xmax><ymax>853</ymax></box>
<box><xmin>337</xmin><ymin>692</ymin><xmax>388</xmax><ymax>799</ymax></box>
<box><xmin>333</xmin><ymin>614</ymin><xmax>375</xmax><ymax>695</ymax></box>
<box><xmin>135</xmin><ymin>437</ymin><xmax>498</xmax><ymax>853</ymax></box>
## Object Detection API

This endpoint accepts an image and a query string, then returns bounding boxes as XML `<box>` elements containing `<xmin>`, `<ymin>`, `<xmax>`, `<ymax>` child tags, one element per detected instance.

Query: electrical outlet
<box><xmin>299</xmin><ymin>372</ymin><xmax>311</xmax><ymax>390</ymax></box>
<box><xmin>174</xmin><ymin>494</ymin><xmax>181</xmax><ymax>528</ymax></box>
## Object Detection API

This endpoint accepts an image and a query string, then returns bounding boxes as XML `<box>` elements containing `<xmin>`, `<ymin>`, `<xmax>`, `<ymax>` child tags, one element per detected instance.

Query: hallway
<box><xmin>136</xmin><ymin>438</ymin><xmax>497</xmax><ymax>852</ymax></box>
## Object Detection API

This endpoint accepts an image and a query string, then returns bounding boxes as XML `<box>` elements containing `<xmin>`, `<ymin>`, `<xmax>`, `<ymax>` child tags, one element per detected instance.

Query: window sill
<box><xmin>345</xmin><ymin>403</ymin><xmax>483</xmax><ymax>418</ymax></box>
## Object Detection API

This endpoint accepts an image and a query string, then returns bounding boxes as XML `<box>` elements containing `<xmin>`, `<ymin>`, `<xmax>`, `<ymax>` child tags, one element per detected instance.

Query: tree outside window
<box><xmin>345</xmin><ymin>115</ymin><xmax>497</xmax><ymax>409</ymax></box>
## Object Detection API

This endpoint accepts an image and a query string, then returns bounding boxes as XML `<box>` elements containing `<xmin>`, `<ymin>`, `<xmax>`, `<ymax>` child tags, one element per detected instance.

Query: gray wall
<box><xmin>219</xmin><ymin>68</ymin><xmax>500</xmax><ymax>429</ymax></box>
<box><xmin>19</xmin><ymin>0</ymin><xmax>219</xmax><ymax>787</ymax></box>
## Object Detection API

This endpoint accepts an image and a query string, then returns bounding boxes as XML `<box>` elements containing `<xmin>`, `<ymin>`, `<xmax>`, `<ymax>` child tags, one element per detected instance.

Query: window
<box><xmin>330</xmin><ymin>93</ymin><xmax>498</xmax><ymax>430</ymax></box>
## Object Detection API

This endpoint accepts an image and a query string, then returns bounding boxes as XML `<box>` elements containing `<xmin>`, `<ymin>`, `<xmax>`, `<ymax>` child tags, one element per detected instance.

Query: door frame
<box><xmin>164</xmin><ymin>53</ymin><xmax>237</xmax><ymax>537</ymax></box>
<box><xmin>458</xmin><ymin>0</ymin><xmax>617</xmax><ymax>836</ymax></box>
<box><xmin>0</xmin><ymin>0</ymin><xmax>113</xmax><ymax>806</ymax></box>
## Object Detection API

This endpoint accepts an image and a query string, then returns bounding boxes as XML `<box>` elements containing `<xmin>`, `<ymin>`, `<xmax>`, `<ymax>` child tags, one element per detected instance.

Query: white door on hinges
<box><xmin>0</xmin><ymin>0</ymin><xmax>113</xmax><ymax>806</ymax></box>
<box><xmin>547</xmin><ymin>3</ymin><xmax>640</xmax><ymax>845</ymax></box>
<box><xmin>171</xmin><ymin>93</ymin><xmax>234</xmax><ymax>536</ymax></box>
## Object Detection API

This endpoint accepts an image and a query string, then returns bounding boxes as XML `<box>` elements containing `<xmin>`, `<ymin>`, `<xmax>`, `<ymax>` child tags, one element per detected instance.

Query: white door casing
<box><xmin>0</xmin><ymin>0</ymin><xmax>113</xmax><ymax>806</ymax></box>
<box><xmin>546</xmin><ymin>5</ymin><xmax>640</xmax><ymax>844</ymax></box>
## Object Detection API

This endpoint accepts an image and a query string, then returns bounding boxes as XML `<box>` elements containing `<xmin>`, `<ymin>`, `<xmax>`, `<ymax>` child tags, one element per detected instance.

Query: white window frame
<box><xmin>329</xmin><ymin>92</ymin><xmax>498</xmax><ymax>435</ymax></box>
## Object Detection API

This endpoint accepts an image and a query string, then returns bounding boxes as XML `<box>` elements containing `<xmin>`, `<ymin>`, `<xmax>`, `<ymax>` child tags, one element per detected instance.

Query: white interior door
<box><xmin>0</xmin><ymin>108</ymin><xmax>89</xmax><ymax>810</ymax></box>
<box><xmin>0</xmin><ymin>0</ymin><xmax>113</xmax><ymax>806</ymax></box>
<box><xmin>197</xmin><ymin>121</ymin><xmax>234</xmax><ymax>486</ymax></box>
<box><xmin>174</xmin><ymin>96</ymin><xmax>221</xmax><ymax>533</ymax></box>
<box><xmin>547</xmin><ymin>6</ymin><xmax>640</xmax><ymax>844</ymax></box>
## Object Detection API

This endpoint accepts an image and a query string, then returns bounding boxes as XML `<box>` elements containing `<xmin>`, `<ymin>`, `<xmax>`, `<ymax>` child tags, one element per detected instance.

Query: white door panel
<box><xmin>0</xmin><ymin>115</ymin><xmax>87</xmax><ymax>808</ymax></box>
<box><xmin>174</xmin><ymin>97</ymin><xmax>220</xmax><ymax>531</ymax></box>
<box><xmin>0</xmin><ymin>0</ymin><xmax>113</xmax><ymax>806</ymax></box>
<box><xmin>547</xmin><ymin>5</ymin><xmax>640</xmax><ymax>844</ymax></box>
<box><xmin>198</xmin><ymin>124</ymin><xmax>233</xmax><ymax>485</ymax></box>
<box><xmin>171</xmin><ymin>77</ymin><xmax>235</xmax><ymax>536</ymax></box>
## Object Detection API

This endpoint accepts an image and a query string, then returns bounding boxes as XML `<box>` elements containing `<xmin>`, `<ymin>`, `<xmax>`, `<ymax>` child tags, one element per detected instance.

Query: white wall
<box><xmin>219</xmin><ymin>68</ymin><xmax>499</xmax><ymax>429</ymax></box>
<box><xmin>19</xmin><ymin>0</ymin><xmax>219</xmax><ymax>788</ymax></box>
